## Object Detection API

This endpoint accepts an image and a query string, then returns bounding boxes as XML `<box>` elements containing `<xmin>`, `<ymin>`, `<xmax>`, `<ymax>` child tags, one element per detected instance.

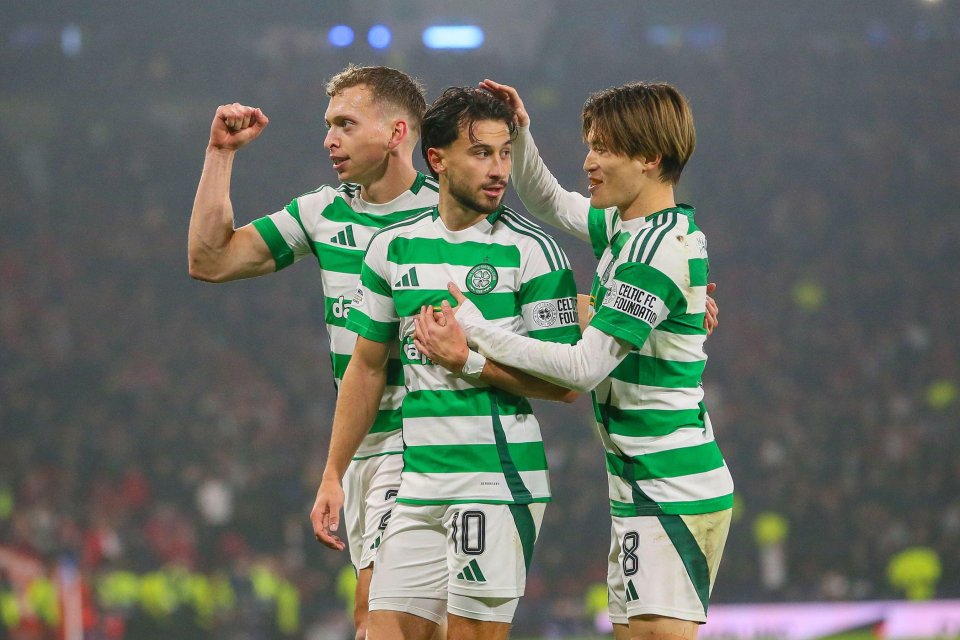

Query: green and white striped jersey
<box><xmin>587</xmin><ymin>204</ymin><xmax>734</xmax><ymax>516</ymax></box>
<box><xmin>251</xmin><ymin>173</ymin><xmax>439</xmax><ymax>459</ymax></box>
<box><xmin>347</xmin><ymin>206</ymin><xmax>581</xmax><ymax>505</ymax></box>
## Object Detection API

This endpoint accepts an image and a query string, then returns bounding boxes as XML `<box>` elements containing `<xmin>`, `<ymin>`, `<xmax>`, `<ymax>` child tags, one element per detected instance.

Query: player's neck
<box><xmin>619</xmin><ymin>182</ymin><xmax>676</xmax><ymax>222</ymax></box>
<box><xmin>358</xmin><ymin>160</ymin><xmax>418</xmax><ymax>205</ymax></box>
<box><xmin>436</xmin><ymin>193</ymin><xmax>488</xmax><ymax>232</ymax></box>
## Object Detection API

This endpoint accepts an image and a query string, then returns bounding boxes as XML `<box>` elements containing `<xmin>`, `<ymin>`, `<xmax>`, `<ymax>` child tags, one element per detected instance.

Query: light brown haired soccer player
<box><xmin>189</xmin><ymin>65</ymin><xmax>437</xmax><ymax>640</ymax></box>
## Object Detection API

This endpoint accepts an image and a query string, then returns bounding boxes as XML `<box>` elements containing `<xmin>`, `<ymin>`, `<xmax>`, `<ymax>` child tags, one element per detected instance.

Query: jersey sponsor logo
<box><xmin>351</xmin><ymin>287</ymin><xmax>365</xmax><ymax>307</ymax></box>
<box><xmin>329</xmin><ymin>225</ymin><xmax>357</xmax><ymax>247</ymax></box>
<box><xmin>603</xmin><ymin>280</ymin><xmax>663</xmax><ymax>326</ymax></box>
<box><xmin>331</xmin><ymin>295</ymin><xmax>351</xmax><ymax>319</ymax></box>
<box><xmin>532</xmin><ymin>297</ymin><xmax>578</xmax><ymax>328</ymax></box>
<box><xmin>696</xmin><ymin>234</ymin><xmax>707</xmax><ymax>257</ymax></box>
<box><xmin>465</xmin><ymin>263</ymin><xmax>498</xmax><ymax>295</ymax></box>
<box><xmin>394</xmin><ymin>266</ymin><xmax>420</xmax><ymax>288</ymax></box>
<box><xmin>402</xmin><ymin>336</ymin><xmax>431</xmax><ymax>365</ymax></box>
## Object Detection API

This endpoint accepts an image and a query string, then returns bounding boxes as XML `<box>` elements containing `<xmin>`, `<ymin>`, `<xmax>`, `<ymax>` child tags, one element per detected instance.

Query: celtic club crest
<box><xmin>465</xmin><ymin>263</ymin><xmax>498</xmax><ymax>295</ymax></box>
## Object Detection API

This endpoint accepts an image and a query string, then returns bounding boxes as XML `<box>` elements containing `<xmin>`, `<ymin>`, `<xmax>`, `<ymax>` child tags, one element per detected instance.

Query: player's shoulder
<box><xmin>622</xmin><ymin>207</ymin><xmax>703</xmax><ymax>279</ymax></box>
<box><xmin>496</xmin><ymin>206</ymin><xmax>569</xmax><ymax>266</ymax></box>
<box><xmin>287</xmin><ymin>182</ymin><xmax>353</xmax><ymax>210</ymax></box>
<box><xmin>369</xmin><ymin>206</ymin><xmax>436</xmax><ymax>246</ymax></box>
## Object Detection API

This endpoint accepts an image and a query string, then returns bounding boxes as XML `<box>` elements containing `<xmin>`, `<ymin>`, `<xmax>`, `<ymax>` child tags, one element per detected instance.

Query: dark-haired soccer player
<box><xmin>313</xmin><ymin>87</ymin><xmax>580</xmax><ymax>640</ymax></box>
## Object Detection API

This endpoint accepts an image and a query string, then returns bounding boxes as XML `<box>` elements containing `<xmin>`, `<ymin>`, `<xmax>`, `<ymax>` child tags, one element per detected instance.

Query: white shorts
<box><xmin>368</xmin><ymin>501</ymin><xmax>546</xmax><ymax>622</ymax></box>
<box><xmin>607</xmin><ymin>509</ymin><xmax>731</xmax><ymax>624</ymax></box>
<box><xmin>342</xmin><ymin>453</ymin><xmax>403</xmax><ymax>571</ymax></box>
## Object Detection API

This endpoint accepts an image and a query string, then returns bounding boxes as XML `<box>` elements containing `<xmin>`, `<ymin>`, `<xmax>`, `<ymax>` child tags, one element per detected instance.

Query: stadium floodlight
<box><xmin>61</xmin><ymin>24</ymin><xmax>81</xmax><ymax>57</ymax></box>
<box><xmin>328</xmin><ymin>25</ymin><xmax>354</xmax><ymax>48</ymax></box>
<box><xmin>422</xmin><ymin>25</ymin><xmax>484</xmax><ymax>50</ymax></box>
<box><xmin>367</xmin><ymin>25</ymin><xmax>392</xmax><ymax>49</ymax></box>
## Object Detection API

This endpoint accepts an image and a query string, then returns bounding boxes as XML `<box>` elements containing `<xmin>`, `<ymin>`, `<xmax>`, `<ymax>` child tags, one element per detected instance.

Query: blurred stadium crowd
<box><xmin>2</xmin><ymin>4</ymin><xmax>959</xmax><ymax>638</ymax></box>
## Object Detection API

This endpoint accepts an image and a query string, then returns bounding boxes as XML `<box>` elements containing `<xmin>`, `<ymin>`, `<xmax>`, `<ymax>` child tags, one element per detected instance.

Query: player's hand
<box><xmin>310</xmin><ymin>478</ymin><xmax>346</xmax><ymax>551</ymax></box>
<box><xmin>414</xmin><ymin>301</ymin><xmax>469</xmax><ymax>372</ymax></box>
<box><xmin>704</xmin><ymin>282</ymin><xmax>719</xmax><ymax>336</ymax></box>
<box><xmin>208</xmin><ymin>103</ymin><xmax>269</xmax><ymax>151</ymax></box>
<box><xmin>479</xmin><ymin>79</ymin><xmax>530</xmax><ymax>128</ymax></box>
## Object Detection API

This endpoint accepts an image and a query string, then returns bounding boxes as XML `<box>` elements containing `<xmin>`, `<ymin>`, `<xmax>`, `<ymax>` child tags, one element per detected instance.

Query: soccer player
<box><xmin>311</xmin><ymin>87</ymin><xmax>581</xmax><ymax>640</ymax></box>
<box><xmin>187</xmin><ymin>65</ymin><xmax>439</xmax><ymax>640</ymax></box>
<box><xmin>414</xmin><ymin>81</ymin><xmax>734</xmax><ymax>640</ymax></box>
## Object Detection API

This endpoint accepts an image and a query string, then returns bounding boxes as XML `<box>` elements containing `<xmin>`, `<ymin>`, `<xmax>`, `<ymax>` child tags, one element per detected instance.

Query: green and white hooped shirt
<box><xmin>252</xmin><ymin>173</ymin><xmax>439</xmax><ymax>459</ymax></box>
<box><xmin>587</xmin><ymin>204</ymin><xmax>734</xmax><ymax>517</ymax></box>
<box><xmin>347</xmin><ymin>205</ymin><xmax>581</xmax><ymax>505</ymax></box>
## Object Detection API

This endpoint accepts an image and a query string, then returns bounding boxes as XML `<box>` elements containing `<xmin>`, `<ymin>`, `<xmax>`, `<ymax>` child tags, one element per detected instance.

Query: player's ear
<box><xmin>640</xmin><ymin>154</ymin><xmax>662</xmax><ymax>173</ymax></box>
<box><xmin>427</xmin><ymin>147</ymin><xmax>445</xmax><ymax>176</ymax></box>
<box><xmin>387</xmin><ymin>118</ymin><xmax>408</xmax><ymax>151</ymax></box>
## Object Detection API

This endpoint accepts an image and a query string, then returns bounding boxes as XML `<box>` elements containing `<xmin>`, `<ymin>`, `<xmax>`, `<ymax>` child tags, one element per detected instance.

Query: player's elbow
<box><xmin>188</xmin><ymin>255</ymin><xmax>233</xmax><ymax>283</ymax></box>
<box><xmin>557</xmin><ymin>389</ymin><xmax>580</xmax><ymax>403</ymax></box>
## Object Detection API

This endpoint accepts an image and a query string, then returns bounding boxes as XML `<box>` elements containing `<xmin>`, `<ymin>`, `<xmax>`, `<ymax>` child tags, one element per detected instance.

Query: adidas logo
<box><xmin>456</xmin><ymin>559</ymin><xmax>486</xmax><ymax>583</ymax></box>
<box><xmin>625</xmin><ymin>579</ymin><xmax>639</xmax><ymax>602</ymax></box>
<box><xmin>330</xmin><ymin>225</ymin><xmax>357</xmax><ymax>247</ymax></box>
<box><xmin>369</xmin><ymin>535</ymin><xmax>381</xmax><ymax>551</ymax></box>
<box><xmin>394</xmin><ymin>267</ymin><xmax>420</xmax><ymax>288</ymax></box>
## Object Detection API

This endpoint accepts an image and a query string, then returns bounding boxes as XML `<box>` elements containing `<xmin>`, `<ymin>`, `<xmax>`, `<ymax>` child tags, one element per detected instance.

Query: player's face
<box><xmin>437</xmin><ymin>119</ymin><xmax>511</xmax><ymax>215</ymax></box>
<box><xmin>583</xmin><ymin>130</ymin><xmax>647</xmax><ymax>212</ymax></box>
<box><xmin>324</xmin><ymin>84</ymin><xmax>393</xmax><ymax>186</ymax></box>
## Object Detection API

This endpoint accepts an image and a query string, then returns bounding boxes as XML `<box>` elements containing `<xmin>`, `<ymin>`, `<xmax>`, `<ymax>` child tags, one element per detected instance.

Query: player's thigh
<box><xmin>369</xmin><ymin>503</ymin><xmax>448</xmax><ymax>622</ymax></box>
<box><xmin>343</xmin><ymin>454</ymin><xmax>402</xmax><ymax>571</ymax></box>
<box><xmin>368</xmin><ymin>608</ymin><xmax>440</xmax><ymax>640</ymax></box>
<box><xmin>444</xmin><ymin>503</ymin><xmax>545</xmax><ymax>612</ymax></box>
<box><xmin>628</xmin><ymin>613</ymin><xmax>700</xmax><ymax>639</ymax></box>
<box><xmin>607</xmin><ymin>510</ymin><xmax>731</xmax><ymax>625</ymax></box>
<box><xmin>446</xmin><ymin>612</ymin><xmax>511</xmax><ymax>640</ymax></box>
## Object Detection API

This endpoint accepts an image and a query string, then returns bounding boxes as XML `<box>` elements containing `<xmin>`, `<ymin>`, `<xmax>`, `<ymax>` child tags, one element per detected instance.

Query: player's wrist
<box><xmin>459</xmin><ymin>349</ymin><xmax>487</xmax><ymax>379</ymax></box>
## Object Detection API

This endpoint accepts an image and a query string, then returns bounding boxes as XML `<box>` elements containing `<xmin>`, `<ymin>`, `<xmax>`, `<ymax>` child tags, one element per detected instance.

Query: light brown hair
<box><xmin>582</xmin><ymin>82</ymin><xmax>695</xmax><ymax>184</ymax></box>
<box><xmin>326</xmin><ymin>65</ymin><xmax>427</xmax><ymax>136</ymax></box>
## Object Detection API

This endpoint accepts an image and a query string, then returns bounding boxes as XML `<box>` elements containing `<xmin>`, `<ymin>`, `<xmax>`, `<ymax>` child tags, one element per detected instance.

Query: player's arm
<box><xmin>310</xmin><ymin>335</ymin><xmax>390</xmax><ymax>551</ymax></box>
<box><xmin>414</xmin><ymin>306</ymin><xmax>576</xmax><ymax>403</ymax></box>
<box><xmin>481</xmin><ymin>79</ymin><xmax>593</xmax><ymax>241</ymax></box>
<box><xmin>417</xmin><ymin>298</ymin><xmax>630</xmax><ymax>394</ymax></box>
<box><xmin>188</xmin><ymin>103</ymin><xmax>276</xmax><ymax>282</ymax></box>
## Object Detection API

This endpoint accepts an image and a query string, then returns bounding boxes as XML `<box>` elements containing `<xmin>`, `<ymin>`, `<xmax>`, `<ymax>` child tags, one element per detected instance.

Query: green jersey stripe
<box><xmin>527</xmin><ymin>325</ymin><xmax>582</xmax><ymax>344</ymax></box>
<box><xmin>689</xmin><ymin>257</ymin><xmax>708</xmax><ymax>287</ymax></box>
<box><xmin>609</xmin><ymin>353</ymin><xmax>706</xmax><ymax>389</ymax></box>
<box><xmin>402</xmin><ymin>442</ymin><xmax>548</xmax><ymax>474</ymax></box>
<box><xmin>348</xmin><ymin>309</ymin><xmax>398</xmax><ymax>343</ymax></box>
<box><xmin>393</xmin><ymin>289</ymin><xmax>520</xmax><ymax>321</ymax></box>
<box><xmin>490</xmin><ymin>392</ymin><xmax>534</xmax><ymax>502</ymax></box>
<box><xmin>606</xmin><ymin>441</ymin><xmax>726</xmax><ymax>481</ymax></box>
<box><xmin>360</xmin><ymin>263</ymin><xmax>392</xmax><ymax>297</ymax></box>
<box><xmin>587</xmin><ymin>207</ymin><xmax>612</xmax><ymax>258</ymax></box>
<box><xmin>312</xmin><ymin>242</ymin><xmax>363</xmax><ymax>274</ymax></box>
<box><xmin>402</xmin><ymin>388</ymin><xmax>532</xmax><ymax>419</ymax></box>
<box><xmin>330</xmin><ymin>352</ymin><xmax>405</xmax><ymax>386</ymax></box>
<box><xmin>386</xmin><ymin>237</ymin><xmax>520</xmax><ymax>268</ymax></box>
<box><xmin>509</xmin><ymin>504</ymin><xmax>537</xmax><ymax>572</ymax></box>
<box><xmin>518</xmin><ymin>270</ymin><xmax>573</xmax><ymax>305</ymax></box>
<box><xmin>601</xmin><ymin>407</ymin><xmax>705</xmax><ymax>437</ymax></box>
<box><xmin>657</xmin><ymin>314</ymin><xmax>707</xmax><ymax>335</ymax></box>
<box><xmin>369</xmin><ymin>409</ymin><xmax>402</xmax><ymax>434</ymax></box>
<box><xmin>252</xmin><ymin>218</ymin><xmax>296</xmax><ymax>270</ymax></box>
<box><xmin>610</xmin><ymin>495</ymin><xmax>733</xmax><ymax>517</ymax></box>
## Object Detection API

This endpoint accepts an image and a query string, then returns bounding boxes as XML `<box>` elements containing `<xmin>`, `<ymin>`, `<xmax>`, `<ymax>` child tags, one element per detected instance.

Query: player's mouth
<box><xmin>587</xmin><ymin>176</ymin><xmax>603</xmax><ymax>193</ymax></box>
<box><xmin>330</xmin><ymin>156</ymin><xmax>349</xmax><ymax>172</ymax></box>
<box><xmin>482</xmin><ymin>182</ymin><xmax>507</xmax><ymax>198</ymax></box>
